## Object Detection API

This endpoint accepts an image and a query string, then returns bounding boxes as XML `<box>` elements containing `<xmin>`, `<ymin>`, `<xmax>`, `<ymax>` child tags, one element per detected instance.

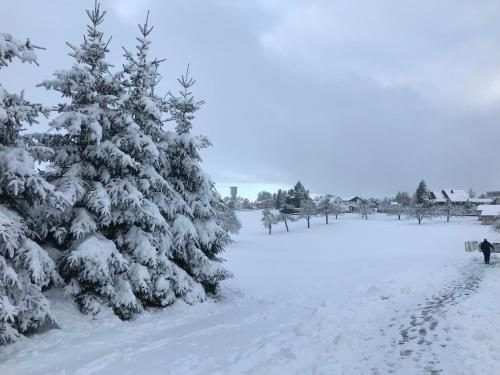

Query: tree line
<box><xmin>261</xmin><ymin>179</ymin><xmax>480</xmax><ymax>233</ymax></box>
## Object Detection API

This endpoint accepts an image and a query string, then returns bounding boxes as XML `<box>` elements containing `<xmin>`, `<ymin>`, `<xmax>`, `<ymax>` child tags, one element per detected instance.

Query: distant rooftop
<box><xmin>477</xmin><ymin>205</ymin><xmax>500</xmax><ymax>216</ymax></box>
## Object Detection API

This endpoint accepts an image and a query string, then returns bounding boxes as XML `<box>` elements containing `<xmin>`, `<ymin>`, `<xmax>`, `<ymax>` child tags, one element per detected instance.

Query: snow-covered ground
<box><xmin>2</xmin><ymin>211</ymin><xmax>500</xmax><ymax>375</ymax></box>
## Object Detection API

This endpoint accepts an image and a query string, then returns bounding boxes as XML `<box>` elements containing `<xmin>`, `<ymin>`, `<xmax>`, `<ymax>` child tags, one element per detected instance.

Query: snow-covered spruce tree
<box><xmin>36</xmin><ymin>3</ymin><xmax>175</xmax><ymax>318</ymax></box>
<box><xmin>408</xmin><ymin>181</ymin><xmax>433</xmax><ymax>224</ymax></box>
<box><xmin>0</xmin><ymin>34</ymin><xmax>65</xmax><ymax>344</ymax></box>
<box><xmin>414</xmin><ymin>180</ymin><xmax>429</xmax><ymax>204</ymax></box>
<box><xmin>121</xmin><ymin>13</ymin><xmax>211</xmax><ymax>308</ymax></box>
<box><xmin>275</xmin><ymin>189</ymin><xmax>285</xmax><ymax>209</ymax></box>
<box><xmin>166</xmin><ymin>67</ymin><xmax>232</xmax><ymax>294</ymax></box>
<box><xmin>214</xmin><ymin>200</ymin><xmax>241</xmax><ymax>235</ymax></box>
<box><xmin>394</xmin><ymin>191</ymin><xmax>411</xmax><ymax>206</ymax></box>
<box><xmin>287</xmin><ymin>181</ymin><xmax>310</xmax><ymax>208</ymax></box>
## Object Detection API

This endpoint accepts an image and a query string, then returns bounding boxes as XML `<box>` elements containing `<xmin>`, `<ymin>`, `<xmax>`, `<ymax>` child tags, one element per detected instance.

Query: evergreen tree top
<box><xmin>415</xmin><ymin>180</ymin><xmax>429</xmax><ymax>204</ymax></box>
<box><xmin>122</xmin><ymin>11</ymin><xmax>168</xmax><ymax>143</ymax></box>
<box><xmin>123</xmin><ymin>11</ymin><xmax>164</xmax><ymax>94</ymax></box>
<box><xmin>66</xmin><ymin>1</ymin><xmax>112</xmax><ymax>73</ymax></box>
<box><xmin>168</xmin><ymin>65</ymin><xmax>205</xmax><ymax>135</ymax></box>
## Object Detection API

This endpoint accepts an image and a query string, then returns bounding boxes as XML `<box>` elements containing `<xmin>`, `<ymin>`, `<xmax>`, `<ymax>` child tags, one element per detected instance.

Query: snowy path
<box><xmin>2</xmin><ymin>212</ymin><xmax>500</xmax><ymax>375</ymax></box>
<box><xmin>374</xmin><ymin>261</ymin><xmax>485</xmax><ymax>374</ymax></box>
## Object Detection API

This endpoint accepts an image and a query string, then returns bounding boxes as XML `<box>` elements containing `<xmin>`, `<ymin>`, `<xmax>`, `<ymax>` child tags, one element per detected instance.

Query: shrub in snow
<box><xmin>0</xmin><ymin>34</ymin><xmax>65</xmax><ymax>344</ymax></box>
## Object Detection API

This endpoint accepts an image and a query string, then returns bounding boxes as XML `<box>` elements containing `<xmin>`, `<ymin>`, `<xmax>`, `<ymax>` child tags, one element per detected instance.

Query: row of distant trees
<box><xmin>388</xmin><ymin>180</ymin><xmax>477</xmax><ymax>224</ymax></box>
<box><xmin>261</xmin><ymin>182</ymin><xmax>344</xmax><ymax>233</ymax></box>
<box><xmin>256</xmin><ymin>181</ymin><xmax>311</xmax><ymax>209</ymax></box>
<box><xmin>261</xmin><ymin>179</ymin><xmax>480</xmax><ymax>233</ymax></box>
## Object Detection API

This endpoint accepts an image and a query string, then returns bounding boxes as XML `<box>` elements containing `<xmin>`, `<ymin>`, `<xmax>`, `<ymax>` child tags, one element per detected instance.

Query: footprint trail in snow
<box><xmin>381</xmin><ymin>262</ymin><xmax>484</xmax><ymax>374</ymax></box>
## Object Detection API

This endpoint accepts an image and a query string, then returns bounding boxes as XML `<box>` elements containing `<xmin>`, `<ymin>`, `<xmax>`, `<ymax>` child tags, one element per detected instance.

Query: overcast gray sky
<box><xmin>2</xmin><ymin>0</ymin><xmax>500</xmax><ymax>200</ymax></box>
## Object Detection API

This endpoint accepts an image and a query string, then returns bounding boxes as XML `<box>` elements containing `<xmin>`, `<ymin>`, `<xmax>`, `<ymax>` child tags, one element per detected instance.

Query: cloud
<box><xmin>107</xmin><ymin>0</ymin><xmax>152</xmax><ymax>22</ymax></box>
<box><xmin>259</xmin><ymin>0</ymin><xmax>500</xmax><ymax>111</ymax></box>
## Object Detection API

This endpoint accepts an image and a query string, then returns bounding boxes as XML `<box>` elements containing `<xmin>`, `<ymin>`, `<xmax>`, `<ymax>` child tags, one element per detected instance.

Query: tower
<box><xmin>230</xmin><ymin>186</ymin><xmax>237</xmax><ymax>201</ymax></box>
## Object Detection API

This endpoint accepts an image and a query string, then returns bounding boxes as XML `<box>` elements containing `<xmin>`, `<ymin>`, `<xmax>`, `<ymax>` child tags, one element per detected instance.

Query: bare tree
<box><xmin>467</xmin><ymin>188</ymin><xmax>476</xmax><ymax>199</ymax></box>
<box><xmin>331</xmin><ymin>202</ymin><xmax>344</xmax><ymax>220</ymax></box>
<box><xmin>408</xmin><ymin>203</ymin><xmax>432</xmax><ymax>224</ymax></box>
<box><xmin>316</xmin><ymin>195</ymin><xmax>333</xmax><ymax>224</ymax></box>
<box><xmin>358</xmin><ymin>199</ymin><xmax>372</xmax><ymax>220</ymax></box>
<box><xmin>387</xmin><ymin>203</ymin><xmax>407</xmax><ymax>220</ymax></box>
<box><xmin>300</xmin><ymin>199</ymin><xmax>317</xmax><ymax>228</ymax></box>
<box><xmin>277</xmin><ymin>212</ymin><xmax>297</xmax><ymax>232</ymax></box>
<box><xmin>438</xmin><ymin>201</ymin><xmax>467</xmax><ymax>223</ymax></box>
<box><xmin>261</xmin><ymin>208</ymin><xmax>278</xmax><ymax>234</ymax></box>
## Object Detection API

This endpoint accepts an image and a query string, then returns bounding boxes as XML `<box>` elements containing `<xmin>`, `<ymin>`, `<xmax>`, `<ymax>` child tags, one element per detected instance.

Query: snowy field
<box><xmin>1</xmin><ymin>211</ymin><xmax>500</xmax><ymax>375</ymax></box>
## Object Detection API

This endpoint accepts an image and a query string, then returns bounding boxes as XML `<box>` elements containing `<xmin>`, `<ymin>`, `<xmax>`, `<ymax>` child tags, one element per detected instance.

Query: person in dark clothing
<box><xmin>480</xmin><ymin>239</ymin><xmax>494</xmax><ymax>264</ymax></box>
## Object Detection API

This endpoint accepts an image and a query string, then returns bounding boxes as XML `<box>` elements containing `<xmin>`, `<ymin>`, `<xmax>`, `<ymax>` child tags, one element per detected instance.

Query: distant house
<box><xmin>477</xmin><ymin>205</ymin><xmax>500</xmax><ymax>225</ymax></box>
<box><xmin>343</xmin><ymin>196</ymin><xmax>363</xmax><ymax>204</ymax></box>
<box><xmin>442</xmin><ymin>189</ymin><xmax>469</xmax><ymax>203</ymax></box>
<box><xmin>342</xmin><ymin>196</ymin><xmax>363</xmax><ymax>212</ymax></box>
<box><xmin>255</xmin><ymin>199</ymin><xmax>274</xmax><ymax>209</ymax></box>
<box><xmin>428</xmin><ymin>191</ymin><xmax>447</xmax><ymax>204</ymax></box>
<box><xmin>429</xmin><ymin>189</ymin><xmax>492</xmax><ymax>205</ymax></box>
<box><xmin>486</xmin><ymin>191</ymin><xmax>500</xmax><ymax>204</ymax></box>
<box><xmin>331</xmin><ymin>196</ymin><xmax>344</xmax><ymax>205</ymax></box>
